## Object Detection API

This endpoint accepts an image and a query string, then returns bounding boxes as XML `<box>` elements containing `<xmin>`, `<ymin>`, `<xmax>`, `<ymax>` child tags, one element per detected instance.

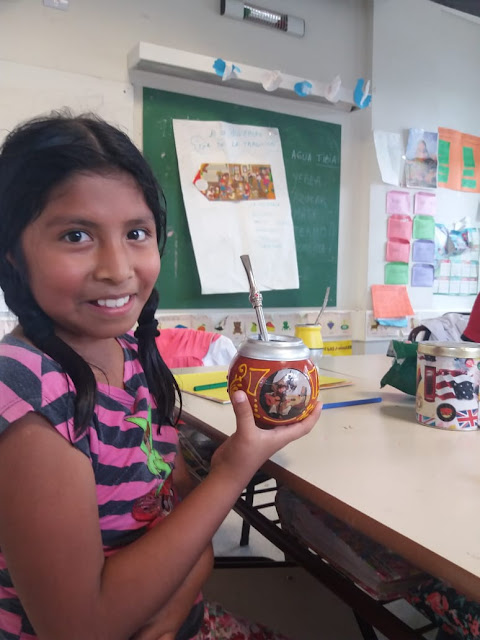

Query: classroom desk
<box><xmin>177</xmin><ymin>354</ymin><xmax>480</xmax><ymax>607</ymax></box>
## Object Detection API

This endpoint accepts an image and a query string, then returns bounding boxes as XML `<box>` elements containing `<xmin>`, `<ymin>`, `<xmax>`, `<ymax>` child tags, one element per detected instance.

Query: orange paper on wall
<box><xmin>438</xmin><ymin>127</ymin><xmax>480</xmax><ymax>193</ymax></box>
<box><xmin>371</xmin><ymin>285</ymin><xmax>414</xmax><ymax>319</ymax></box>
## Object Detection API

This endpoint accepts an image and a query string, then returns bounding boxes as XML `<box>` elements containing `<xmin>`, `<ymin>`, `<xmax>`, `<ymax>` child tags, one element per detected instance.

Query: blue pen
<box><xmin>322</xmin><ymin>397</ymin><xmax>382</xmax><ymax>410</ymax></box>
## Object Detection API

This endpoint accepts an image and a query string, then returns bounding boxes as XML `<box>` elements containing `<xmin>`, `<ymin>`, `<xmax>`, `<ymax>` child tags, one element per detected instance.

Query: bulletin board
<box><xmin>143</xmin><ymin>88</ymin><xmax>341</xmax><ymax>309</ymax></box>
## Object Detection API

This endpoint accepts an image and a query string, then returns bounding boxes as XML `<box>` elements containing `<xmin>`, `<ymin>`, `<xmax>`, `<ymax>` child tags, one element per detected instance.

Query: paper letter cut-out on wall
<box><xmin>353</xmin><ymin>78</ymin><xmax>372</xmax><ymax>109</ymax></box>
<box><xmin>325</xmin><ymin>75</ymin><xmax>342</xmax><ymax>103</ymax></box>
<box><xmin>294</xmin><ymin>81</ymin><xmax>313</xmax><ymax>97</ymax></box>
<box><xmin>262</xmin><ymin>70</ymin><xmax>283</xmax><ymax>92</ymax></box>
<box><xmin>212</xmin><ymin>58</ymin><xmax>241</xmax><ymax>81</ymax></box>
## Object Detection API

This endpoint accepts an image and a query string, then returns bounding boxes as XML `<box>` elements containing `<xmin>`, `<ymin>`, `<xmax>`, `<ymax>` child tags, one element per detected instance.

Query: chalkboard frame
<box><xmin>143</xmin><ymin>88</ymin><xmax>341</xmax><ymax>309</ymax></box>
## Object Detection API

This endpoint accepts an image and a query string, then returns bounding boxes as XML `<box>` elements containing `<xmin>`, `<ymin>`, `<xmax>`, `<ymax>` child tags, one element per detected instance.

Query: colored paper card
<box><xmin>412</xmin><ymin>239</ymin><xmax>435</xmax><ymax>262</ymax></box>
<box><xmin>371</xmin><ymin>284</ymin><xmax>414</xmax><ymax>319</ymax></box>
<box><xmin>174</xmin><ymin>371</ymin><xmax>230</xmax><ymax>403</ymax></box>
<box><xmin>414</xmin><ymin>192</ymin><xmax>436</xmax><ymax>216</ymax></box>
<box><xmin>413</xmin><ymin>215</ymin><xmax>435</xmax><ymax>240</ymax></box>
<box><xmin>385</xmin><ymin>262</ymin><xmax>409</xmax><ymax>284</ymax></box>
<box><xmin>377</xmin><ymin>317</ymin><xmax>408</xmax><ymax>327</ymax></box>
<box><xmin>317</xmin><ymin>375</ymin><xmax>353</xmax><ymax>389</ymax></box>
<box><xmin>386</xmin><ymin>239</ymin><xmax>410</xmax><ymax>262</ymax></box>
<box><xmin>387</xmin><ymin>214</ymin><xmax>412</xmax><ymax>241</ymax></box>
<box><xmin>386</xmin><ymin>190</ymin><xmax>410</xmax><ymax>214</ymax></box>
<box><xmin>411</xmin><ymin>263</ymin><xmax>434</xmax><ymax>287</ymax></box>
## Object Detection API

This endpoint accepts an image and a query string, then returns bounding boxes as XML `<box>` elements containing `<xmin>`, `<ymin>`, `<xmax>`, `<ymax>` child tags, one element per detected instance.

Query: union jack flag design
<box><xmin>456</xmin><ymin>408</ymin><xmax>478</xmax><ymax>429</ymax></box>
<box><xmin>416</xmin><ymin>413</ymin><xmax>436</xmax><ymax>426</ymax></box>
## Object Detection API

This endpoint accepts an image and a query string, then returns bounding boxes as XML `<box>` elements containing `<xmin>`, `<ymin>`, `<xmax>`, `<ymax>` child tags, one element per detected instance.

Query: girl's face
<box><xmin>20</xmin><ymin>171</ymin><xmax>160</xmax><ymax>348</ymax></box>
<box><xmin>416</xmin><ymin>140</ymin><xmax>429</xmax><ymax>159</ymax></box>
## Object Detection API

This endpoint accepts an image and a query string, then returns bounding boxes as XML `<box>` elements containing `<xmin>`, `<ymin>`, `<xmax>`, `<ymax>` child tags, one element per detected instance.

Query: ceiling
<box><xmin>430</xmin><ymin>0</ymin><xmax>480</xmax><ymax>19</ymax></box>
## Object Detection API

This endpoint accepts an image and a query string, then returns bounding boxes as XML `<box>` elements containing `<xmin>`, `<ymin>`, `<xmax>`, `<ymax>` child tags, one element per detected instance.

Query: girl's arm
<box><xmin>171</xmin><ymin>439</ymin><xmax>198</xmax><ymax>499</ymax></box>
<box><xmin>130</xmin><ymin>543</ymin><xmax>213</xmax><ymax>640</ymax></box>
<box><xmin>0</xmin><ymin>391</ymin><xmax>320</xmax><ymax>640</ymax></box>
<box><xmin>131</xmin><ymin>448</ymin><xmax>214</xmax><ymax>640</ymax></box>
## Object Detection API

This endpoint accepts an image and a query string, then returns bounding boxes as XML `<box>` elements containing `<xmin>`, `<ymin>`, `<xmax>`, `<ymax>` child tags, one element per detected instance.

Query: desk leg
<box><xmin>354</xmin><ymin>612</ymin><xmax>379</xmax><ymax>640</ymax></box>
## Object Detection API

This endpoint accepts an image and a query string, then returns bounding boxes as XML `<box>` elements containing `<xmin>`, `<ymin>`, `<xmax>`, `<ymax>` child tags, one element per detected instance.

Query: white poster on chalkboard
<box><xmin>172</xmin><ymin>119</ymin><xmax>299</xmax><ymax>295</ymax></box>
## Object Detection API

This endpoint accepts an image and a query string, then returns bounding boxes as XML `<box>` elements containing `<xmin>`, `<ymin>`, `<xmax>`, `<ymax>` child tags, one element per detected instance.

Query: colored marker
<box><xmin>322</xmin><ymin>397</ymin><xmax>382</xmax><ymax>410</ymax></box>
<box><xmin>193</xmin><ymin>381</ymin><xmax>228</xmax><ymax>392</ymax></box>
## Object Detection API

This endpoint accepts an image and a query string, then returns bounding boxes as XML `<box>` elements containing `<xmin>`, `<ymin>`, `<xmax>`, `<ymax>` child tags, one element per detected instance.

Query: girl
<box><xmin>0</xmin><ymin>112</ymin><xmax>321</xmax><ymax>640</ymax></box>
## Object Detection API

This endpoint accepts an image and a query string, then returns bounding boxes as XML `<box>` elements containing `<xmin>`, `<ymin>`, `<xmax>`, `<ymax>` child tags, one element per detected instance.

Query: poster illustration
<box><xmin>193</xmin><ymin>163</ymin><xmax>275</xmax><ymax>202</ymax></box>
<box><xmin>404</xmin><ymin>128</ymin><xmax>438</xmax><ymax>189</ymax></box>
<box><xmin>173</xmin><ymin>120</ymin><xmax>299</xmax><ymax>295</ymax></box>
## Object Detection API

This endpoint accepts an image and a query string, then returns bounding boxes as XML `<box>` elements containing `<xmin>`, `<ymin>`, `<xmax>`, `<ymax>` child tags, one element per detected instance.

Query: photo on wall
<box><xmin>405</xmin><ymin>128</ymin><xmax>438</xmax><ymax>189</ymax></box>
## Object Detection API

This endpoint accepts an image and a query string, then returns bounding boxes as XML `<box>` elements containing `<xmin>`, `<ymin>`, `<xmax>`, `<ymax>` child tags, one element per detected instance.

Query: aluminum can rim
<box><xmin>418</xmin><ymin>341</ymin><xmax>480</xmax><ymax>358</ymax></box>
<box><xmin>236</xmin><ymin>334</ymin><xmax>310</xmax><ymax>361</ymax></box>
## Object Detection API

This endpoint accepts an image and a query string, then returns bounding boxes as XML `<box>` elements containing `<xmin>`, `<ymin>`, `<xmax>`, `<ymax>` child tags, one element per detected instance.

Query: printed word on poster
<box><xmin>173</xmin><ymin>120</ymin><xmax>299</xmax><ymax>295</ymax></box>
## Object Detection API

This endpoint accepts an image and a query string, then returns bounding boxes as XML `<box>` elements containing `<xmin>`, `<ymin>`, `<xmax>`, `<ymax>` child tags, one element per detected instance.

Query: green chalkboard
<box><xmin>143</xmin><ymin>88</ymin><xmax>340</xmax><ymax>309</ymax></box>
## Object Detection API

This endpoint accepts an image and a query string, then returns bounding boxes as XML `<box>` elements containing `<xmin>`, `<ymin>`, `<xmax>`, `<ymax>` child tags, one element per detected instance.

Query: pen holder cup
<box><xmin>295</xmin><ymin>324</ymin><xmax>324</xmax><ymax>369</ymax></box>
<box><xmin>228</xmin><ymin>335</ymin><xmax>319</xmax><ymax>429</ymax></box>
<box><xmin>294</xmin><ymin>324</ymin><xmax>323</xmax><ymax>350</ymax></box>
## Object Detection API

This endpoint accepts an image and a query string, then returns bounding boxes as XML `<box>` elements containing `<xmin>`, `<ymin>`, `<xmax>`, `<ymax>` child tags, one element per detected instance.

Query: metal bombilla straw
<box><xmin>240</xmin><ymin>254</ymin><xmax>269</xmax><ymax>342</ymax></box>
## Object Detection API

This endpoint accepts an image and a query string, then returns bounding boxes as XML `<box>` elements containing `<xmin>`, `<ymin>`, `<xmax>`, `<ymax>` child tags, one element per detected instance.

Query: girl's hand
<box><xmin>211</xmin><ymin>390</ymin><xmax>321</xmax><ymax>479</ymax></box>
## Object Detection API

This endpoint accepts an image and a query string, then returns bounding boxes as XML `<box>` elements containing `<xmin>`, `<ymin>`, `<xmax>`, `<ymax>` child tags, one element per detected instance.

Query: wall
<box><xmin>370</xmin><ymin>0</ymin><xmax>480</xmax><ymax>317</ymax></box>
<box><xmin>0</xmin><ymin>0</ymin><xmax>371</xmax><ymax>88</ymax></box>
<box><xmin>0</xmin><ymin>0</ymin><xmax>373</xmax><ymax>324</ymax></box>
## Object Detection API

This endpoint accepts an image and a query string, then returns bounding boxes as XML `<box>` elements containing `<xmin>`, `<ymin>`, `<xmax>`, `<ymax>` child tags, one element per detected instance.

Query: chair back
<box><xmin>156</xmin><ymin>327</ymin><xmax>236</xmax><ymax>368</ymax></box>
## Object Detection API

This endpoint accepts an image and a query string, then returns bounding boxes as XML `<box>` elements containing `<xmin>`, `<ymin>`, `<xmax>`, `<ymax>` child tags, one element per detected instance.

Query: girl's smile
<box><xmin>19</xmin><ymin>171</ymin><xmax>160</xmax><ymax>353</ymax></box>
<box><xmin>87</xmin><ymin>293</ymin><xmax>136</xmax><ymax>314</ymax></box>
<box><xmin>95</xmin><ymin>296</ymin><xmax>132</xmax><ymax>308</ymax></box>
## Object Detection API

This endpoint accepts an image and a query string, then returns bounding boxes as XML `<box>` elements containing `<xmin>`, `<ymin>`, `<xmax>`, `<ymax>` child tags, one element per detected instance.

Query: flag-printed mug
<box><xmin>416</xmin><ymin>342</ymin><xmax>480</xmax><ymax>431</ymax></box>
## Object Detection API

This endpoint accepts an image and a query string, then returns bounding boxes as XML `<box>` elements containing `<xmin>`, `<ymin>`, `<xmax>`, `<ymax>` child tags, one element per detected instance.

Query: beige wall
<box><xmin>0</xmin><ymin>0</ymin><xmax>371</xmax><ymax>85</ymax></box>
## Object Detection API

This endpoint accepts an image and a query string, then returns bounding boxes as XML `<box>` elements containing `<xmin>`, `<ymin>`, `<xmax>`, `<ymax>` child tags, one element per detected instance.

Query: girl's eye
<box><xmin>127</xmin><ymin>229</ymin><xmax>148</xmax><ymax>241</ymax></box>
<box><xmin>64</xmin><ymin>230</ymin><xmax>90</xmax><ymax>243</ymax></box>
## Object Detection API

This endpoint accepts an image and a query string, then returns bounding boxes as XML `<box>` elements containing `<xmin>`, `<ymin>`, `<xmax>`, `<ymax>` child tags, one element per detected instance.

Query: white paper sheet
<box><xmin>373</xmin><ymin>130</ymin><xmax>404</xmax><ymax>186</ymax></box>
<box><xmin>172</xmin><ymin>119</ymin><xmax>299</xmax><ymax>295</ymax></box>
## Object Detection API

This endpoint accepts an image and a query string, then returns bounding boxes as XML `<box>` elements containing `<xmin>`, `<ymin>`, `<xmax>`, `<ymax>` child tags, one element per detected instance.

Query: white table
<box><xmin>177</xmin><ymin>355</ymin><xmax>480</xmax><ymax>604</ymax></box>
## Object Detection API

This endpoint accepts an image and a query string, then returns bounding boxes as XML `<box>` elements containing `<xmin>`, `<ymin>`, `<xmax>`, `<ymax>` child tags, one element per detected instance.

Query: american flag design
<box><xmin>436</xmin><ymin>369</ymin><xmax>476</xmax><ymax>401</ymax></box>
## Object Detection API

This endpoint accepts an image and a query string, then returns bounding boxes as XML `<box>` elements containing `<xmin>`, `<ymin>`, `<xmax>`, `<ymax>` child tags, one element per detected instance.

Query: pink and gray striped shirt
<box><xmin>0</xmin><ymin>333</ymin><xmax>196</xmax><ymax>640</ymax></box>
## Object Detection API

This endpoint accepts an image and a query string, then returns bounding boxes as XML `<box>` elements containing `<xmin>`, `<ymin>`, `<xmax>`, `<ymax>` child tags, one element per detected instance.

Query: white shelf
<box><xmin>128</xmin><ymin>42</ymin><xmax>358</xmax><ymax>113</ymax></box>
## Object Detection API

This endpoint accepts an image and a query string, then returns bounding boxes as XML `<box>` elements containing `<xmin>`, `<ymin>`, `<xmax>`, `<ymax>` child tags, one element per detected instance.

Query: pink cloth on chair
<box><xmin>155</xmin><ymin>328</ymin><xmax>221</xmax><ymax>369</ymax></box>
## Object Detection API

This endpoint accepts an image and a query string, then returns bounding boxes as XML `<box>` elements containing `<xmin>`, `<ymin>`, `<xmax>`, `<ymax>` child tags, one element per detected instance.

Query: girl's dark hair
<box><xmin>0</xmin><ymin>110</ymin><xmax>181</xmax><ymax>436</ymax></box>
